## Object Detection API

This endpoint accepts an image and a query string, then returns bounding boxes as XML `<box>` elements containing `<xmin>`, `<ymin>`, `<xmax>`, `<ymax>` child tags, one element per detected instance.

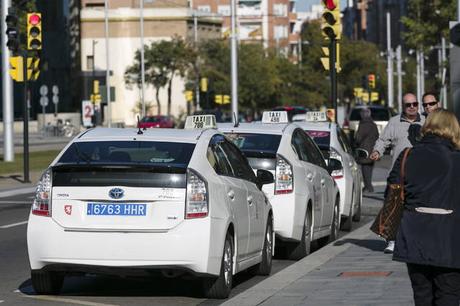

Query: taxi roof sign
<box><xmin>305</xmin><ymin>111</ymin><xmax>328</xmax><ymax>122</ymax></box>
<box><xmin>262</xmin><ymin>111</ymin><xmax>288</xmax><ymax>124</ymax></box>
<box><xmin>184</xmin><ymin>115</ymin><xmax>217</xmax><ymax>129</ymax></box>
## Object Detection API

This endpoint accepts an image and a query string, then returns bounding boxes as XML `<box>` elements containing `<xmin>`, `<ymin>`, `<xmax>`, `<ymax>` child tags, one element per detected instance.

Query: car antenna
<box><xmin>137</xmin><ymin>116</ymin><xmax>143</xmax><ymax>135</ymax></box>
<box><xmin>233</xmin><ymin>112</ymin><xmax>239</xmax><ymax>128</ymax></box>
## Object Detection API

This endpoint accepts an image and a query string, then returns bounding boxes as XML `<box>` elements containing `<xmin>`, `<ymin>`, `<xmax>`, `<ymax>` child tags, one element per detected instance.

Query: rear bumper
<box><xmin>266</xmin><ymin>192</ymin><xmax>304</xmax><ymax>241</ymax></box>
<box><xmin>27</xmin><ymin>213</ymin><xmax>225</xmax><ymax>276</ymax></box>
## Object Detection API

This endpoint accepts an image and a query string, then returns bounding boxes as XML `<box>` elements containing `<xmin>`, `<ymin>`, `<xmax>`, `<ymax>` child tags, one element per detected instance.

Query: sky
<box><xmin>296</xmin><ymin>0</ymin><xmax>348</xmax><ymax>12</ymax></box>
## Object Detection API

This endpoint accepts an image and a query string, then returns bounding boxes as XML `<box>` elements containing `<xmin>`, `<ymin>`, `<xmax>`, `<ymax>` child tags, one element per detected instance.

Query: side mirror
<box><xmin>327</xmin><ymin>158</ymin><xmax>342</xmax><ymax>175</ymax></box>
<box><xmin>256</xmin><ymin>169</ymin><xmax>274</xmax><ymax>189</ymax></box>
<box><xmin>354</xmin><ymin>148</ymin><xmax>369</xmax><ymax>160</ymax></box>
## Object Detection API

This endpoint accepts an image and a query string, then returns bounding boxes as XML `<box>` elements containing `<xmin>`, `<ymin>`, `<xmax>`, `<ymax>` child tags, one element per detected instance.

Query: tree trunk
<box><xmin>155</xmin><ymin>87</ymin><xmax>161</xmax><ymax>115</ymax></box>
<box><xmin>167</xmin><ymin>77</ymin><xmax>173</xmax><ymax>116</ymax></box>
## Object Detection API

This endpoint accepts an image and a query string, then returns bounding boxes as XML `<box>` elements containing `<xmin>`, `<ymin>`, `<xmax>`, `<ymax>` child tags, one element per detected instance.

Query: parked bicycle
<box><xmin>42</xmin><ymin>119</ymin><xmax>78</xmax><ymax>138</ymax></box>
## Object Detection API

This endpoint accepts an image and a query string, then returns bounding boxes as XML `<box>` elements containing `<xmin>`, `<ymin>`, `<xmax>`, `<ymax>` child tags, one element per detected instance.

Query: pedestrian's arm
<box><xmin>372</xmin><ymin>121</ymin><xmax>393</xmax><ymax>157</ymax></box>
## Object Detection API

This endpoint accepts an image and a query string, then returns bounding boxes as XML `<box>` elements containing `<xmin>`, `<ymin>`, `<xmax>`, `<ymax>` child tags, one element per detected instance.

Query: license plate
<box><xmin>87</xmin><ymin>203</ymin><xmax>147</xmax><ymax>216</ymax></box>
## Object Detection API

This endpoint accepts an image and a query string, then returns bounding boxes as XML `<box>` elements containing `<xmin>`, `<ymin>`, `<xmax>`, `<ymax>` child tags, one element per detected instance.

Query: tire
<box><xmin>287</xmin><ymin>207</ymin><xmax>312</xmax><ymax>260</ymax></box>
<box><xmin>340</xmin><ymin>187</ymin><xmax>354</xmax><ymax>232</ymax></box>
<box><xmin>202</xmin><ymin>233</ymin><xmax>233</xmax><ymax>299</ymax></box>
<box><xmin>31</xmin><ymin>270</ymin><xmax>64</xmax><ymax>295</ymax></box>
<box><xmin>352</xmin><ymin>187</ymin><xmax>362</xmax><ymax>222</ymax></box>
<box><xmin>329</xmin><ymin>199</ymin><xmax>340</xmax><ymax>243</ymax></box>
<box><xmin>249</xmin><ymin>216</ymin><xmax>273</xmax><ymax>276</ymax></box>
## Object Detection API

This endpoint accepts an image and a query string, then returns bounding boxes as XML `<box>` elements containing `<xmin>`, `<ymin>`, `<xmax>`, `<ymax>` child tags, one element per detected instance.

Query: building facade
<box><xmin>80</xmin><ymin>0</ymin><xmax>222</xmax><ymax>126</ymax></box>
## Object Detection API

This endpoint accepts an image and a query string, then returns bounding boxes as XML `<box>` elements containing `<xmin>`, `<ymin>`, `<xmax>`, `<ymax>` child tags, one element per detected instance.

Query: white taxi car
<box><xmin>219</xmin><ymin>111</ymin><xmax>340</xmax><ymax>260</ymax></box>
<box><xmin>294</xmin><ymin>112</ymin><xmax>363</xmax><ymax>231</ymax></box>
<box><xmin>27</xmin><ymin>116</ymin><xmax>274</xmax><ymax>299</ymax></box>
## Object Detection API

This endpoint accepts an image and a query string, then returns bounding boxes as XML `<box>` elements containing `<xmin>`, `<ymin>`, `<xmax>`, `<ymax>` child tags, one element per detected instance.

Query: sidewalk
<box><xmin>0</xmin><ymin>170</ymin><xmax>42</xmax><ymax>197</ymax></box>
<box><xmin>223</xmin><ymin>221</ymin><xmax>413</xmax><ymax>306</ymax></box>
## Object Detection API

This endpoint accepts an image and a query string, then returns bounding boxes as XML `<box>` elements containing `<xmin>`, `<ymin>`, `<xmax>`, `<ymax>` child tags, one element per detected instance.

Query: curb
<box><xmin>222</xmin><ymin>220</ymin><xmax>374</xmax><ymax>306</ymax></box>
<box><xmin>0</xmin><ymin>186</ymin><xmax>36</xmax><ymax>198</ymax></box>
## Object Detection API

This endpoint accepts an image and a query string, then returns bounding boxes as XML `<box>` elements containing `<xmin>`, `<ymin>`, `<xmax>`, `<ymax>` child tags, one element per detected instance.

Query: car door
<box><xmin>337</xmin><ymin>128</ymin><xmax>359</xmax><ymax>206</ymax></box>
<box><xmin>301</xmin><ymin>132</ymin><xmax>334</xmax><ymax>229</ymax></box>
<box><xmin>291</xmin><ymin>129</ymin><xmax>323</xmax><ymax>232</ymax></box>
<box><xmin>209</xmin><ymin>135</ymin><xmax>251</xmax><ymax>260</ymax></box>
<box><xmin>220</xmin><ymin>140</ymin><xmax>265</xmax><ymax>257</ymax></box>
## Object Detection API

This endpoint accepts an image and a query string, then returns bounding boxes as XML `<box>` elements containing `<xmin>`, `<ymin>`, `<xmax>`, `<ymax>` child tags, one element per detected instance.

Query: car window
<box><xmin>291</xmin><ymin>129</ymin><xmax>310</xmax><ymax>162</ymax></box>
<box><xmin>225</xmin><ymin>133</ymin><xmax>281</xmax><ymax>158</ymax></box>
<box><xmin>220</xmin><ymin>140</ymin><xmax>257</xmax><ymax>183</ymax></box>
<box><xmin>338</xmin><ymin>128</ymin><xmax>353</xmax><ymax>153</ymax></box>
<box><xmin>300</xmin><ymin>131</ymin><xmax>327</xmax><ymax>168</ymax></box>
<box><xmin>305</xmin><ymin>130</ymin><xmax>331</xmax><ymax>150</ymax></box>
<box><xmin>208</xmin><ymin>135</ymin><xmax>233</xmax><ymax>176</ymax></box>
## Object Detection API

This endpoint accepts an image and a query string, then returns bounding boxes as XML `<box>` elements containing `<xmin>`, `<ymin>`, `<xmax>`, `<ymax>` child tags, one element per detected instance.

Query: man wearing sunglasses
<box><xmin>422</xmin><ymin>92</ymin><xmax>441</xmax><ymax>116</ymax></box>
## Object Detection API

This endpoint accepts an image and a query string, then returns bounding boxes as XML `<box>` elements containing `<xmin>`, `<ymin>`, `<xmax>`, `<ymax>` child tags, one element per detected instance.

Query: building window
<box><xmin>87</xmin><ymin>55</ymin><xmax>94</xmax><ymax>71</ymax></box>
<box><xmin>273</xmin><ymin>4</ymin><xmax>287</xmax><ymax>17</ymax></box>
<box><xmin>218</xmin><ymin>5</ymin><xmax>230</xmax><ymax>16</ymax></box>
<box><xmin>197</xmin><ymin>5</ymin><xmax>211</xmax><ymax>13</ymax></box>
<box><xmin>274</xmin><ymin>26</ymin><xmax>288</xmax><ymax>39</ymax></box>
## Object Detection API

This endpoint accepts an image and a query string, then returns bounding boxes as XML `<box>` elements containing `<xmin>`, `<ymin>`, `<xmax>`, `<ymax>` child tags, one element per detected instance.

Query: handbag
<box><xmin>370</xmin><ymin>148</ymin><xmax>411</xmax><ymax>240</ymax></box>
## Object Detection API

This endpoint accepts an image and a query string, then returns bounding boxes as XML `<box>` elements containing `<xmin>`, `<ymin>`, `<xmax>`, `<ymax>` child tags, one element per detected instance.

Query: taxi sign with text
<box><xmin>262</xmin><ymin>111</ymin><xmax>288</xmax><ymax>124</ymax></box>
<box><xmin>305</xmin><ymin>111</ymin><xmax>328</xmax><ymax>122</ymax></box>
<box><xmin>184</xmin><ymin>115</ymin><xmax>217</xmax><ymax>129</ymax></box>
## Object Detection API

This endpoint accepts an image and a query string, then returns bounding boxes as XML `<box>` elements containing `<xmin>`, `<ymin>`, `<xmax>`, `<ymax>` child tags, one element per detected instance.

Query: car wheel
<box><xmin>249</xmin><ymin>216</ymin><xmax>273</xmax><ymax>276</ymax></box>
<box><xmin>288</xmin><ymin>207</ymin><xmax>312</xmax><ymax>260</ymax></box>
<box><xmin>340</xmin><ymin>187</ymin><xmax>353</xmax><ymax>232</ymax></box>
<box><xmin>202</xmin><ymin>232</ymin><xmax>233</xmax><ymax>299</ymax></box>
<box><xmin>329</xmin><ymin>198</ymin><xmax>340</xmax><ymax>242</ymax></box>
<box><xmin>31</xmin><ymin>270</ymin><xmax>64</xmax><ymax>295</ymax></box>
<box><xmin>352</xmin><ymin>186</ymin><xmax>362</xmax><ymax>222</ymax></box>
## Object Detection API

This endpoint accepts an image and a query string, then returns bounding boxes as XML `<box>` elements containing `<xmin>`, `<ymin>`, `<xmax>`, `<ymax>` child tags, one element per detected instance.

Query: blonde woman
<box><xmin>392</xmin><ymin>109</ymin><xmax>460</xmax><ymax>306</ymax></box>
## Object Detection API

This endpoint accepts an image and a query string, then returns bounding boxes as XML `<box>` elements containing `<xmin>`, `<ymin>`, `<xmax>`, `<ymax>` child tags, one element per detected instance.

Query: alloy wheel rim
<box><xmin>223</xmin><ymin>241</ymin><xmax>232</xmax><ymax>286</ymax></box>
<box><xmin>266</xmin><ymin>223</ymin><xmax>273</xmax><ymax>262</ymax></box>
<box><xmin>304</xmin><ymin>213</ymin><xmax>311</xmax><ymax>247</ymax></box>
<box><xmin>334</xmin><ymin>205</ymin><xmax>339</xmax><ymax>237</ymax></box>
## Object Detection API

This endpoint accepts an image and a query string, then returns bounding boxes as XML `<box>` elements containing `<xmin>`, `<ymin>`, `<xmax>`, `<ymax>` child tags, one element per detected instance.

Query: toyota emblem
<box><xmin>109</xmin><ymin>188</ymin><xmax>124</xmax><ymax>199</ymax></box>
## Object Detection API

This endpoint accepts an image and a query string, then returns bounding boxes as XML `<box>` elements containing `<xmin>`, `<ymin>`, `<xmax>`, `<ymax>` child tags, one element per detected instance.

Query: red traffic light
<box><xmin>29</xmin><ymin>14</ymin><xmax>41</xmax><ymax>25</ymax></box>
<box><xmin>323</xmin><ymin>0</ymin><xmax>337</xmax><ymax>10</ymax></box>
<box><xmin>368</xmin><ymin>74</ymin><xmax>375</xmax><ymax>81</ymax></box>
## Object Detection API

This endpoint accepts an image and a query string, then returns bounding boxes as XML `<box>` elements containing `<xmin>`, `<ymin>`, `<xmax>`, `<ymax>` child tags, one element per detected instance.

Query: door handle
<box><xmin>227</xmin><ymin>190</ymin><xmax>235</xmax><ymax>200</ymax></box>
<box><xmin>307</xmin><ymin>173</ymin><xmax>313</xmax><ymax>181</ymax></box>
<box><xmin>321</xmin><ymin>178</ymin><xmax>326</xmax><ymax>186</ymax></box>
<box><xmin>247</xmin><ymin>196</ymin><xmax>253</xmax><ymax>205</ymax></box>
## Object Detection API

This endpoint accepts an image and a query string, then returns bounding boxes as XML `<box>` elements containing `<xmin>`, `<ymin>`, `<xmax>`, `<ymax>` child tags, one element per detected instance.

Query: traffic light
<box><xmin>27</xmin><ymin>57</ymin><xmax>40</xmax><ymax>81</ymax></box>
<box><xmin>185</xmin><ymin>90</ymin><xmax>193</xmax><ymax>102</ymax></box>
<box><xmin>215</xmin><ymin>95</ymin><xmax>223</xmax><ymax>104</ymax></box>
<box><xmin>91</xmin><ymin>80</ymin><xmax>102</xmax><ymax>105</ymax></box>
<box><xmin>321</xmin><ymin>0</ymin><xmax>341</xmax><ymax>40</ymax></box>
<box><xmin>9</xmin><ymin>56</ymin><xmax>23</xmax><ymax>82</ymax></box>
<box><xmin>27</xmin><ymin>13</ymin><xmax>42</xmax><ymax>50</ymax></box>
<box><xmin>200</xmin><ymin>77</ymin><xmax>208</xmax><ymax>92</ymax></box>
<box><xmin>223</xmin><ymin>95</ymin><xmax>230</xmax><ymax>104</ymax></box>
<box><xmin>5</xmin><ymin>8</ymin><xmax>19</xmax><ymax>53</ymax></box>
<box><xmin>320</xmin><ymin>44</ymin><xmax>341</xmax><ymax>72</ymax></box>
<box><xmin>368</xmin><ymin>74</ymin><xmax>376</xmax><ymax>89</ymax></box>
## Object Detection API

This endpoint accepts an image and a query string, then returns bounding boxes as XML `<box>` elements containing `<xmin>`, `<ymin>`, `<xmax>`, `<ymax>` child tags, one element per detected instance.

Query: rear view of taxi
<box><xmin>27</xmin><ymin>116</ymin><xmax>274</xmax><ymax>299</ymax></box>
<box><xmin>219</xmin><ymin>112</ymin><xmax>340</xmax><ymax>260</ymax></box>
<box><xmin>295</xmin><ymin>112</ymin><xmax>363</xmax><ymax>231</ymax></box>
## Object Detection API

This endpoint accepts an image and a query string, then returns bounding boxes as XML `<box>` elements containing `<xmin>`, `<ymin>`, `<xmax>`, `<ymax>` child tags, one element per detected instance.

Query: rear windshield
<box><xmin>58</xmin><ymin>141</ymin><xmax>195</xmax><ymax>167</ymax></box>
<box><xmin>350</xmin><ymin>108</ymin><xmax>390</xmax><ymax>121</ymax></box>
<box><xmin>141</xmin><ymin>117</ymin><xmax>163</xmax><ymax>123</ymax></box>
<box><xmin>225</xmin><ymin>133</ymin><xmax>281</xmax><ymax>158</ymax></box>
<box><xmin>305</xmin><ymin>130</ymin><xmax>331</xmax><ymax>150</ymax></box>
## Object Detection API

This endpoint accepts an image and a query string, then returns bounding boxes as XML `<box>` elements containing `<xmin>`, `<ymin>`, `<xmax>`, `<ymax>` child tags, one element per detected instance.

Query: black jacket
<box><xmin>354</xmin><ymin>117</ymin><xmax>379</xmax><ymax>164</ymax></box>
<box><xmin>393</xmin><ymin>134</ymin><xmax>460</xmax><ymax>269</ymax></box>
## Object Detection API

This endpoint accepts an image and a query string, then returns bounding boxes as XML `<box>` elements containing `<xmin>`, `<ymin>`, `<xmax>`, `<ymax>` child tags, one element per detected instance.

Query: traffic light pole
<box><xmin>329</xmin><ymin>37</ymin><xmax>337</xmax><ymax>123</ymax></box>
<box><xmin>22</xmin><ymin>52</ymin><xmax>30</xmax><ymax>183</ymax></box>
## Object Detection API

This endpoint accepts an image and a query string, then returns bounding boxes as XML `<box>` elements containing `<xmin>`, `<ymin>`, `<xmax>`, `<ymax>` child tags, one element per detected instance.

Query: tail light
<box><xmin>275</xmin><ymin>155</ymin><xmax>293</xmax><ymax>194</ymax></box>
<box><xmin>32</xmin><ymin>169</ymin><xmax>52</xmax><ymax>217</ymax></box>
<box><xmin>185</xmin><ymin>169</ymin><xmax>208</xmax><ymax>219</ymax></box>
<box><xmin>343</xmin><ymin>118</ymin><xmax>349</xmax><ymax>129</ymax></box>
<box><xmin>329</xmin><ymin>148</ymin><xmax>344</xmax><ymax>179</ymax></box>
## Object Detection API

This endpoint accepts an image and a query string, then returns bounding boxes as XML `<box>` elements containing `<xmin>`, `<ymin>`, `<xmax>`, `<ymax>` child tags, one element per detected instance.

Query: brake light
<box><xmin>343</xmin><ymin>118</ymin><xmax>349</xmax><ymax>129</ymax></box>
<box><xmin>275</xmin><ymin>155</ymin><xmax>293</xmax><ymax>194</ymax></box>
<box><xmin>329</xmin><ymin>148</ymin><xmax>344</xmax><ymax>179</ymax></box>
<box><xmin>32</xmin><ymin>169</ymin><xmax>52</xmax><ymax>217</ymax></box>
<box><xmin>185</xmin><ymin>169</ymin><xmax>208</xmax><ymax>219</ymax></box>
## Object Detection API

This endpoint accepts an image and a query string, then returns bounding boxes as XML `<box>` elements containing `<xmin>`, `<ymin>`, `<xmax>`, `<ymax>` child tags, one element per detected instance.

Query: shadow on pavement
<box><xmin>333</xmin><ymin>238</ymin><xmax>386</xmax><ymax>252</ymax></box>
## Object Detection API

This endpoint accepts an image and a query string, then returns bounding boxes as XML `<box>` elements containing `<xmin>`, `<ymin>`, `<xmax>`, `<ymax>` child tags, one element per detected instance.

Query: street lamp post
<box><xmin>230</xmin><ymin>0</ymin><xmax>238</xmax><ymax>125</ymax></box>
<box><xmin>104</xmin><ymin>0</ymin><xmax>112</xmax><ymax>127</ymax></box>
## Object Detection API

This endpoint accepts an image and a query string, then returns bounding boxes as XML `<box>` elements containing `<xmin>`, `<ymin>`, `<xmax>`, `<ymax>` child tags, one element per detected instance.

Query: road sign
<box><xmin>52</xmin><ymin>95</ymin><xmax>59</xmax><ymax>104</ymax></box>
<box><xmin>82</xmin><ymin>100</ymin><xmax>94</xmax><ymax>127</ymax></box>
<box><xmin>39</xmin><ymin>85</ymin><xmax>48</xmax><ymax>96</ymax></box>
<box><xmin>52</xmin><ymin>85</ymin><xmax>59</xmax><ymax>95</ymax></box>
<box><xmin>40</xmin><ymin>96</ymin><xmax>48</xmax><ymax>107</ymax></box>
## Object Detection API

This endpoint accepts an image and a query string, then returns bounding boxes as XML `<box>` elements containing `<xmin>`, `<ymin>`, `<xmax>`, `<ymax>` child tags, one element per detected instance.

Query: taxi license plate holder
<box><xmin>87</xmin><ymin>203</ymin><xmax>147</xmax><ymax>216</ymax></box>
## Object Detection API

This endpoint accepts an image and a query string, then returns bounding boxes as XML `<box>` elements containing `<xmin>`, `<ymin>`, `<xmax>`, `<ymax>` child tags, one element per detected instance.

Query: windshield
<box><xmin>350</xmin><ymin>108</ymin><xmax>390</xmax><ymax>121</ymax></box>
<box><xmin>305</xmin><ymin>130</ymin><xmax>331</xmax><ymax>150</ymax></box>
<box><xmin>225</xmin><ymin>133</ymin><xmax>281</xmax><ymax>158</ymax></box>
<box><xmin>58</xmin><ymin>141</ymin><xmax>195</xmax><ymax>168</ymax></box>
<box><xmin>141</xmin><ymin>117</ymin><xmax>164</xmax><ymax>123</ymax></box>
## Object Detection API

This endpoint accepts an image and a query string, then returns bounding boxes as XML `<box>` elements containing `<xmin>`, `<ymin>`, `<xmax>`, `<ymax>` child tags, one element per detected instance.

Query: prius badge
<box><xmin>109</xmin><ymin>188</ymin><xmax>124</xmax><ymax>199</ymax></box>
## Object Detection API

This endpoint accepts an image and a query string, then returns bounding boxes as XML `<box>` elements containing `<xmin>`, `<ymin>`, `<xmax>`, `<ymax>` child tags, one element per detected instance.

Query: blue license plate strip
<box><xmin>87</xmin><ymin>203</ymin><xmax>147</xmax><ymax>216</ymax></box>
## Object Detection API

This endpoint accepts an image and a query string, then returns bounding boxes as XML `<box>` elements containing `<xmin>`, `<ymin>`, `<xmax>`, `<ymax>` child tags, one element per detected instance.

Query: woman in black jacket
<box><xmin>392</xmin><ymin>109</ymin><xmax>460</xmax><ymax>306</ymax></box>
